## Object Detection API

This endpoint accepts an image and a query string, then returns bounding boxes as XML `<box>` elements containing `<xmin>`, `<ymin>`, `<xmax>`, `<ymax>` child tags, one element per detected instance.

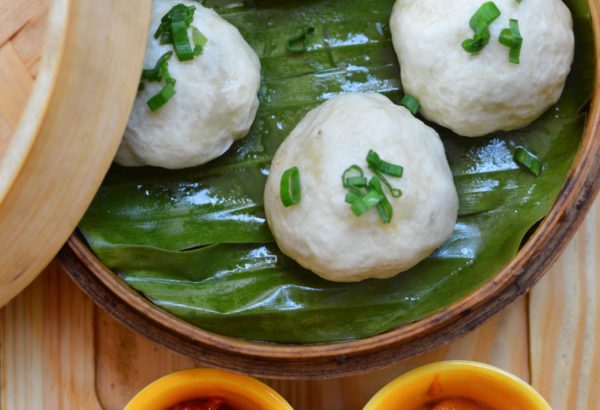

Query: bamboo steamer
<box><xmin>0</xmin><ymin>0</ymin><xmax>151</xmax><ymax>306</ymax></box>
<box><xmin>26</xmin><ymin>0</ymin><xmax>600</xmax><ymax>379</ymax></box>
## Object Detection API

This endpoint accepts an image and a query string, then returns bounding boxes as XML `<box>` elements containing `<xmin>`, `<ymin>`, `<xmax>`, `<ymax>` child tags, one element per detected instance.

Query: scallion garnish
<box><xmin>369</xmin><ymin>177</ymin><xmax>393</xmax><ymax>224</ymax></box>
<box><xmin>155</xmin><ymin>4</ymin><xmax>196</xmax><ymax>45</ymax></box>
<box><xmin>461</xmin><ymin>2</ymin><xmax>501</xmax><ymax>55</ymax></box>
<box><xmin>280</xmin><ymin>167</ymin><xmax>302</xmax><ymax>207</ymax></box>
<box><xmin>140</xmin><ymin>5</ymin><xmax>209</xmax><ymax>111</ymax></box>
<box><xmin>140</xmin><ymin>51</ymin><xmax>177</xmax><ymax>111</ymax></box>
<box><xmin>341</xmin><ymin>151</ymin><xmax>404</xmax><ymax>223</ymax></box>
<box><xmin>514</xmin><ymin>147</ymin><xmax>543</xmax><ymax>176</ymax></box>
<box><xmin>342</xmin><ymin>165</ymin><xmax>368</xmax><ymax>195</ymax></box>
<box><xmin>499</xmin><ymin>19</ymin><xmax>523</xmax><ymax>64</ymax></box>
<box><xmin>192</xmin><ymin>26</ymin><xmax>208</xmax><ymax>56</ymax></box>
<box><xmin>171</xmin><ymin>20</ymin><xmax>195</xmax><ymax>61</ymax></box>
<box><xmin>141</xmin><ymin>51</ymin><xmax>174</xmax><ymax>82</ymax></box>
<box><xmin>287</xmin><ymin>26</ymin><xmax>315</xmax><ymax>53</ymax></box>
<box><xmin>366</xmin><ymin>149</ymin><xmax>404</xmax><ymax>178</ymax></box>
<box><xmin>147</xmin><ymin>82</ymin><xmax>176</xmax><ymax>112</ymax></box>
<box><xmin>400</xmin><ymin>94</ymin><xmax>420</xmax><ymax>115</ymax></box>
<box><xmin>346</xmin><ymin>189</ymin><xmax>383</xmax><ymax>217</ymax></box>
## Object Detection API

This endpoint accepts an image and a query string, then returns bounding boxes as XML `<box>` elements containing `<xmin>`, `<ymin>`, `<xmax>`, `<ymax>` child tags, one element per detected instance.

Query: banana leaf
<box><xmin>80</xmin><ymin>0</ymin><xmax>595</xmax><ymax>343</ymax></box>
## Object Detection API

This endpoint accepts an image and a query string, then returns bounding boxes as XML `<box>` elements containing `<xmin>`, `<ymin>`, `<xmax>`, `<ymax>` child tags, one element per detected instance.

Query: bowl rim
<box><xmin>124</xmin><ymin>368</ymin><xmax>293</xmax><ymax>410</ymax></box>
<box><xmin>362</xmin><ymin>360</ymin><xmax>551</xmax><ymax>409</ymax></box>
<box><xmin>59</xmin><ymin>0</ymin><xmax>600</xmax><ymax>380</ymax></box>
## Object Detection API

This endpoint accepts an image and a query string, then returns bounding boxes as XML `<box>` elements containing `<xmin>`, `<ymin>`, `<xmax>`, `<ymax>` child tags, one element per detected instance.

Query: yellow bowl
<box><xmin>364</xmin><ymin>361</ymin><xmax>551</xmax><ymax>410</ymax></box>
<box><xmin>124</xmin><ymin>368</ymin><xmax>293</xmax><ymax>410</ymax></box>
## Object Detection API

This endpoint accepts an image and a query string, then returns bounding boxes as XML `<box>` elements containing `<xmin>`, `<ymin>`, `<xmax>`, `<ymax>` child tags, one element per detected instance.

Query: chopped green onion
<box><xmin>366</xmin><ymin>150</ymin><xmax>404</xmax><ymax>178</ymax></box>
<box><xmin>514</xmin><ymin>147</ymin><xmax>543</xmax><ymax>176</ymax></box>
<box><xmin>372</xmin><ymin>170</ymin><xmax>402</xmax><ymax>198</ymax></box>
<box><xmin>346</xmin><ymin>189</ymin><xmax>383</xmax><ymax>217</ymax></box>
<box><xmin>369</xmin><ymin>177</ymin><xmax>393</xmax><ymax>224</ymax></box>
<box><xmin>499</xmin><ymin>19</ymin><xmax>523</xmax><ymax>64</ymax></box>
<box><xmin>147</xmin><ymin>83</ymin><xmax>176</xmax><ymax>112</ymax></box>
<box><xmin>171</xmin><ymin>20</ymin><xmax>195</xmax><ymax>61</ymax></box>
<box><xmin>461</xmin><ymin>2</ymin><xmax>501</xmax><ymax>55</ymax></box>
<box><xmin>141</xmin><ymin>52</ymin><xmax>177</xmax><ymax>111</ymax></box>
<box><xmin>141</xmin><ymin>51</ymin><xmax>174</xmax><ymax>82</ymax></box>
<box><xmin>342</xmin><ymin>165</ymin><xmax>369</xmax><ymax>195</ymax></box>
<box><xmin>155</xmin><ymin>4</ymin><xmax>196</xmax><ymax>45</ymax></box>
<box><xmin>287</xmin><ymin>26</ymin><xmax>315</xmax><ymax>53</ymax></box>
<box><xmin>280</xmin><ymin>167</ymin><xmax>302</xmax><ymax>207</ymax></box>
<box><xmin>192</xmin><ymin>27</ymin><xmax>208</xmax><ymax>56</ymax></box>
<box><xmin>400</xmin><ymin>94</ymin><xmax>420</xmax><ymax>115</ymax></box>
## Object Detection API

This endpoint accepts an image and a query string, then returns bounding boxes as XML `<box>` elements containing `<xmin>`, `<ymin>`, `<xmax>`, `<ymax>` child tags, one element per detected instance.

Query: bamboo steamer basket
<box><xmin>12</xmin><ymin>0</ymin><xmax>598</xmax><ymax>379</ymax></box>
<box><xmin>0</xmin><ymin>0</ymin><xmax>151</xmax><ymax>306</ymax></box>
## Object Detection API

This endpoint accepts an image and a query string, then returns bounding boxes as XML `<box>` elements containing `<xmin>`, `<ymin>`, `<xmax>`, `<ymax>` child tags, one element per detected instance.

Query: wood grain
<box><xmin>530</xmin><ymin>199</ymin><xmax>600</xmax><ymax>409</ymax></box>
<box><xmin>0</xmin><ymin>262</ymin><xmax>102</xmax><ymax>410</ymax></box>
<box><xmin>0</xmin><ymin>0</ymin><xmax>46</xmax><ymax>150</ymax></box>
<box><xmin>0</xmin><ymin>0</ymin><xmax>151</xmax><ymax>308</ymax></box>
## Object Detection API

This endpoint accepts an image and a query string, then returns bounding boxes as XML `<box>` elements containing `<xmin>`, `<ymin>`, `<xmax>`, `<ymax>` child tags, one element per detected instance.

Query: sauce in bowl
<box><xmin>170</xmin><ymin>397</ymin><xmax>234</xmax><ymax>410</ymax></box>
<box><xmin>419</xmin><ymin>397</ymin><xmax>494</xmax><ymax>410</ymax></box>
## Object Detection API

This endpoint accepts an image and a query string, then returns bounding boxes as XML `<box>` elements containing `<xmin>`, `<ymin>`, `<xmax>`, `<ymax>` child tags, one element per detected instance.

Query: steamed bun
<box><xmin>264</xmin><ymin>93</ymin><xmax>458</xmax><ymax>283</ymax></box>
<box><xmin>390</xmin><ymin>0</ymin><xmax>574</xmax><ymax>137</ymax></box>
<box><xmin>116</xmin><ymin>0</ymin><xmax>261</xmax><ymax>169</ymax></box>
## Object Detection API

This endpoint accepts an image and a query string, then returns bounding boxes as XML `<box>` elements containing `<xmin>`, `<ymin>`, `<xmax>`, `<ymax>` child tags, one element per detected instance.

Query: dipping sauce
<box><xmin>169</xmin><ymin>397</ymin><xmax>235</xmax><ymax>410</ymax></box>
<box><xmin>418</xmin><ymin>398</ymin><xmax>494</xmax><ymax>410</ymax></box>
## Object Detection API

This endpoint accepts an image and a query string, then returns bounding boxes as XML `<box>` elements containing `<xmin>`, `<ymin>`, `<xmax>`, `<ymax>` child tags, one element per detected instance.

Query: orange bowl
<box><xmin>124</xmin><ymin>368</ymin><xmax>293</xmax><ymax>410</ymax></box>
<box><xmin>364</xmin><ymin>361</ymin><xmax>550</xmax><ymax>410</ymax></box>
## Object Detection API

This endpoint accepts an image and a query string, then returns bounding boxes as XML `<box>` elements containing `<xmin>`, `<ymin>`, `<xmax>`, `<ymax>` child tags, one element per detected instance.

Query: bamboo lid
<box><xmin>0</xmin><ymin>0</ymin><xmax>151</xmax><ymax>306</ymax></box>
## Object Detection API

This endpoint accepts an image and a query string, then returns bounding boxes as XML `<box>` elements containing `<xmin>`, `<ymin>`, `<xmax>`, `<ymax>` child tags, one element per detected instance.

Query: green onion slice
<box><xmin>400</xmin><ymin>94</ymin><xmax>420</xmax><ymax>115</ymax></box>
<box><xmin>287</xmin><ymin>26</ymin><xmax>315</xmax><ymax>53</ymax></box>
<box><xmin>147</xmin><ymin>83</ymin><xmax>176</xmax><ymax>112</ymax></box>
<box><xmin>342</xmin><ymin>165</ymin><xmax>369</xmax><ymax>195</ymax></box>
<box><xmin>346</xmin><ymin>189</ymin><xmax>383</xmax><ymax>217</ymax></box>
<box><xmin>280</xmin><ymin>167</ymin><xmax>302</xmax><ymax>207</ymax></box>
<box><xmin>141</xmin><ymin>51</ymin><xmax>173</xmax><ymax>82</ymax></box>
<box><xmin>155</xmin><ymin>4</ymin><xmax>196</xmax><ymax>44</ymax></box>
<box><xmin>461</xmin><ymin>2</ymin><xmax>501</xmax><ymax>55</ymax></box>
<box><xmin>499</xmin><ymin>19</ymin><xmax>523</xmax><ymax>64</ymax></box>
<box><xmin>192</xmin><ymin>27</ymin><xmax>208</xmax><ymax>56</ymax></box>
<box><xmin>171</xmin><ymin>20</ymin><xmax>195</xmax><ymax>61</ymax></box>
<box><xmin>372</xmin><ymin>170</ymin><xmax>402</xmax><ymax>198</ymax></box>
<box><xmin>514</xmin><ymin>147</ymin><xmax>543</xmax><ymax>176</ymax></box>
<box><xmin>369</xmin><ymin>177</ymin><xmax>393</xmax><ymax>224</ymax></box>
<box><xmin>366</xmin><ymin>150</ymin><xmax>404</xmax><ymax>178</ymax></box>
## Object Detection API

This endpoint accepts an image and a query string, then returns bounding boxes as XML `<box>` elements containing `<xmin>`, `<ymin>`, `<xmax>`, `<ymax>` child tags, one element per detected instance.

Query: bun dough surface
<box><xmin>390</xmin><ymin>0</ymin><xmax>574</xmax><ymax>137</ymax></box>
<box><xmin>264</xmin><ymin>93</ymin><xmax>458</xmax><ymax>282</ymax></box>
<box><xmin>116</xmin><ymin>0</ymin><xmax>261</xmax><ymax>169</ymax></box>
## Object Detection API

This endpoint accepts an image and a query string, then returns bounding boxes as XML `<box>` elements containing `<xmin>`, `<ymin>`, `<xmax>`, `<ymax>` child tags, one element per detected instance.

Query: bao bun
<box><xmin>116</xmin><ymin>0</ymin><xmax>261</xmax><ymax>169</ymax></box>
<box><xmin>264</xmin><ymin>93</ymin><xmax>458</xmax><ymax>282</ymax></box>
<box><xmin>390</xmin><ymin>0</ymin><xmax>574</xmax><ymax>137</ymax></box>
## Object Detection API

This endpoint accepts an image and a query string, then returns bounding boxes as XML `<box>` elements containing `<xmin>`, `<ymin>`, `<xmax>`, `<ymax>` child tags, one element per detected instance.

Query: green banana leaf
<box><xmin>80</xmin><ymin>0</ymin><xmax>595</xmax><ymax>343</ymax></box>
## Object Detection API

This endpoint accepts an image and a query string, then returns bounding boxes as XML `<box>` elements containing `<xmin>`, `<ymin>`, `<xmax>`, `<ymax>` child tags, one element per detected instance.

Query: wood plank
<box><xmin>0</xmin><ymin>0</ymin><xmax>45</xmax><ymax>46</ymax></box>
<box><xmin>93</xmin><ymin>291</ymin><xmax>530</xmax><ymax>410</ymax></box>
<box><xmin>0</xmin><ymin>42</ymin><xmax>34</xmax><ymax>127</ymax></box>
<box><xmin>530</xmin><ymin>200</ymin><xmax>600</xmax><ymax>409</ymax></box>
<box><xmin>0</xmin><ymin>262</ymin><xmax>102</xmax><ymax>410</ymax></box>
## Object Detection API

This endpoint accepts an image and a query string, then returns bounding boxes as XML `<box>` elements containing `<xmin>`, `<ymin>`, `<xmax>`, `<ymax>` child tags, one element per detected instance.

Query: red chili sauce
<box><xmin>418</xmin><ymin>397</ymin><xmax>494</xmax><ymax>410</ymax></box>
<box><xmin>169</xmin><ymin>397</ymin><xmax>235</xmax><ymax>410</ymax></box>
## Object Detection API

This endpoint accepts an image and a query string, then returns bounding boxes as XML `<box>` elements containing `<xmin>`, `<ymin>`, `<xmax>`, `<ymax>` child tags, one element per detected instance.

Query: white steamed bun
<box><xmin>264</xmin><ymin>93</ymin><xmax>458</xmax><ymax>283</ymax></box>
<box><xmin>116</xmin><ymin>0</ymin><xmax>261</xmax><ymax>169</ymax></box>
<box><xmin>390</xmin><ymin>0</ymin><xmax>574</xmax><ymax>137</ymax></box>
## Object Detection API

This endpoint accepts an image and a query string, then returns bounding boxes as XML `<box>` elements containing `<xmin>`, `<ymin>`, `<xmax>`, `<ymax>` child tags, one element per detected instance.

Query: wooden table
<box><xmin>1</xmin><ymin>197</ymin><xmax>598</xmax><ymax>409</ymax></box>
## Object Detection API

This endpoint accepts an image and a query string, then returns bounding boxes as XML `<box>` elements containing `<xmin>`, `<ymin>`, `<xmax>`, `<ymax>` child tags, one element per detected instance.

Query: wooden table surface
<box><xmin>0</xmin><ymin>197</ymin><xmax>598</xmax><ymax>409</ymax></box>
<box><xmin>2</xmin><ymin>0</ymin><xmax>600</xmax><ymax>408</ymax></box>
